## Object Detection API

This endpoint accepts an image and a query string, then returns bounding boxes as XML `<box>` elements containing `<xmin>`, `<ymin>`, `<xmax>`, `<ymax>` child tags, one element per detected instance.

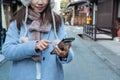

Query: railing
<box><xmin>83</xmin><ymin>24</ymin><xmax>96</xmax><ymax>40</ymax></box>
<box><xmin>83</xmin><ymin>24</ymin><xmax>113</xmax><ymax>41</ymax></box>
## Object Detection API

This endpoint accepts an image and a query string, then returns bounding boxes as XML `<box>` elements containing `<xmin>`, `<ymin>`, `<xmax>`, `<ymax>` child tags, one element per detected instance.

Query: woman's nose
<box><xmin>37</xmin><ymin>0</ymin><xmax>43</xmax><ymax>4</ymax></box>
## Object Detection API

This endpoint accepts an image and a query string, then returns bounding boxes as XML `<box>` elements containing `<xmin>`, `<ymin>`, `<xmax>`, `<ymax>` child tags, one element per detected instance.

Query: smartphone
<box><xmin>50</xmin><ymin>37</ymin><xmax>75</xmax><ymax>54</ymax></box>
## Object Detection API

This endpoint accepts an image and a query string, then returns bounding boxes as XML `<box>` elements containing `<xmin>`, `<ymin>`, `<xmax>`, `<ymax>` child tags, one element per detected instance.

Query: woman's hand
<box><xmin>53</xmin><ymin>43</ymin><xmax>71</xmax><ymax>58</ymax></box>
<box><xmin>35</xmin><ymin>40</ymin><xmax>51</xmax><ymax>51</ymax></box>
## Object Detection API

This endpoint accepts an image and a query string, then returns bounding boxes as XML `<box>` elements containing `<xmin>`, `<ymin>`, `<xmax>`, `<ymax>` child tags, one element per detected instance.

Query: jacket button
<box><xmin>43</xmin><ymin>57</ymin><xmax>45</xmax><ymax>61</ymax></box>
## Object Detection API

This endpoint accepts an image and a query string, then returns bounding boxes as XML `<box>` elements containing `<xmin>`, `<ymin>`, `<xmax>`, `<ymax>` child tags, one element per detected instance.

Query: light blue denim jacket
<box><xmin>2</xmin><ymin>20</ymin><xmax>74</xmax><ymax>80</ymax></box>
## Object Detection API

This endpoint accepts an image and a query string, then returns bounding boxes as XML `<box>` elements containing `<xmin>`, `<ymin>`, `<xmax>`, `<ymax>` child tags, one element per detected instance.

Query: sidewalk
<box><xmin>66</xmin><ymin>25</ymin><xmax>120</xmax><ymax>76</ymax></box>
<box><xmin>0</xmin><ymin>51</ymin><xmax>6</xmax><ymax>66</ymax></box>
<box><xmin>82</xmin><ymin>37</ymin><xmax>120</xmax><ymax>76</ymax></box>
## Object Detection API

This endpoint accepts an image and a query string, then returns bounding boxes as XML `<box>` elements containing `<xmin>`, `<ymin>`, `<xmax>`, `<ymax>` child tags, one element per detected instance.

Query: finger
<box><xmin>38</xmin><ymin>40</ymin><xmax>49</xmax><ymax>49</ymax></box>
<box><xmin>40</xmin><ymin>43</ymin><xmax>46</xmax><ymax>49</ymax></box>
<box><xmin>54</xmin><ymin>49</ymin><xmax>59</xmax><ymax>55</ymax></box>
<box><xmin>43</xmin><ymin>40</ymin><xmax>52</xmax><ymax>43</ymax></box>
<box><xmin>39</xmin><ymin>47</ymin><xmax>44</xmax><ymax>51</ymax></box>
<box><xmin>37</xmin><ymin>45</ymin><xmax>44</xmax><ymax>51</ymax></box>
<box><xmin>56</xmin><ymin>48</ymin><xmax>66</xmax><ymax>57</ymax></box>
<box><xmin>38</xmin><ymin>40</ymin><xmax>51</xmax><ymax>45</ymax></box>
<box><xmin>56</xmin><ymin>46</ymin><xmax>62</xmax><ymax>53</ymax></box>
<box><xmin>64</xmin><ymin>44</ymin><xmax>71</xmax><ymax>51</ymax></box>
<box><xmin>68</xmin><ymin>44</ymin><xmax>71</xmax><ymax>48</ymax></box>
<box><xmin>42</xmin><ymin>42</ymin><xmax>49</xmax><ymax>48</ymax></box>
<box><xmin>54</xmin><ymin>46</ymin><xmax>61</xmax><ymax>55</ymax></box>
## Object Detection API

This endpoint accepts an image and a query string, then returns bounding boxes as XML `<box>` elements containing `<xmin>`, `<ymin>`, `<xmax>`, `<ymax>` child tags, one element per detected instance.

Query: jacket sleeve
<box><xmin>57</xmin><ymin>48</ymin><xmax>74</xmax><ymax>64</ymax></box>
<box><xmin>2</xmin><ymin>21</ymin><xmax>38</xmax><ymax>61</ymax></box>
<box><xmin>57</xmin><ymin>22</ymin><xmax>74</xmax><ymax>64</ymax></box>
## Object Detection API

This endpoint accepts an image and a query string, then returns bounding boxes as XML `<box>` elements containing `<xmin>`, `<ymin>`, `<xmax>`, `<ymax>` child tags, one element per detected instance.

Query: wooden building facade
<box><xmin>84</xmin><ymin>0</ymin><xmax>120</xmax><ymax>40</ymax></box>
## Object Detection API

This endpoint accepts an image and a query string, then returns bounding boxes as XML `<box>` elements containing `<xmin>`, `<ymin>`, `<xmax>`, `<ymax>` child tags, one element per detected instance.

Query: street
<box><xmin>64</xmin><ymin>26</ymin><xmax>120</xmax><ymax>80</ymax></box>
<box><xmin>0</xmin><ymin>26</ymin><xmax>120</xmax><ymax>80</ymax></box>
<box><xmin>0</xmin><ymin>61</ymin><xmax>11</xmax><ymax>80</ymax></box>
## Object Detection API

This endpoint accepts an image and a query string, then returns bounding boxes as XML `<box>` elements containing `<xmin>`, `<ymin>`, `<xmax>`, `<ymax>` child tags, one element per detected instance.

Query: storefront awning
<box><xmin>67</xmin><ymin>1</ymin><xmax>88</xmax><ymax>7</ymax></box>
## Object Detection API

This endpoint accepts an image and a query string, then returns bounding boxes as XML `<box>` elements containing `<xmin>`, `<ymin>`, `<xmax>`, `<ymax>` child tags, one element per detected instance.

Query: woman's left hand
<box><xmin>53</xmin><ymin>43</ymin><xmax>71</xmax><ymax>58</ymax></box>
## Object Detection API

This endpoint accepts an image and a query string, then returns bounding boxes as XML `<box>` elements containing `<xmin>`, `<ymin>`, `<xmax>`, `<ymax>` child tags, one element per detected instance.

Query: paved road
<box><xmin>0</xmin><ymin>26</ymin><xmax>120</xmax><ymax>80</ymax></box>
<box><xmin>0</xmin><ymin>61</ymin><xmax>11</xmax><ymax>80</ymax></box>
<box><xmin>64</xmin><ymin>26</ymin><xmax>120</xmax><ymax>80</ymax></box>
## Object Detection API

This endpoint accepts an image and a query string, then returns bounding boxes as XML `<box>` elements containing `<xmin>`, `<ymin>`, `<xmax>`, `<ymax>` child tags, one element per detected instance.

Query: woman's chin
<box><xmin>34</xmin><ymin>9</ymin><xmax>44</xmax><ymax>13</ymax></box>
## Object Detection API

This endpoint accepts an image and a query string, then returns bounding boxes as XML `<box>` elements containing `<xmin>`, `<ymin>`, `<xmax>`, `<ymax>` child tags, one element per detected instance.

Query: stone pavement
<box><xmin>66</xmin><ymin>25</ymin><xmax>120</xmax><ymax>76</ymax></box>
<box><xmin>82</xmin><ymin>38</ymin><xmax>120</xmax><ymax>76</ymax></box>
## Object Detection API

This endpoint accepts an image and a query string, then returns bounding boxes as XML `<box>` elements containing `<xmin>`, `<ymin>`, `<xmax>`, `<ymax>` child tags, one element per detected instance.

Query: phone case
<box><xmin>50</xmin><ymin>37</ymin><xmax>75</xmax><ymax>54</ymax></box>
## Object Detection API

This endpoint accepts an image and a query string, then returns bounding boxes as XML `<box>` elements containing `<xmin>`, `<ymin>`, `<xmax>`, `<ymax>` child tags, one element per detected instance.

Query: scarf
<box><xmin>28</xmin><ymin>9</ymin><xmax>50</xmax><ymax>62</ymax></box>
<box><xmin>29</xmin><ymin>9</ymin><xmax>50</xmax><ymax>40</ymax></box>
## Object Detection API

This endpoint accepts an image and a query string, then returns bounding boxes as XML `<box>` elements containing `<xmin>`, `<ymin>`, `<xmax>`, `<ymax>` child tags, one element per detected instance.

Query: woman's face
<box><xmin>30</xmin><ymin>0</ymin><xmax>49</xmax><ymax>13</ymax></box>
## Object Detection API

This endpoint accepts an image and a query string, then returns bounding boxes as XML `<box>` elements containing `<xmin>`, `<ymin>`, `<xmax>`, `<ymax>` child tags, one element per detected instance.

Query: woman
<box><xmin>2</xmin><ymin>0</ymin><xmax>73</xmax><ymax>80</ymax></box>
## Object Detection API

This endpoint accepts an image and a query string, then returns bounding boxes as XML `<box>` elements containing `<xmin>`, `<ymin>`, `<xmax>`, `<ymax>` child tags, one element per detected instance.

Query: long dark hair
<box><xmin>10</xmin><ymin>2</ymin><xmax>62</xmax><ymax>30</ymax></box>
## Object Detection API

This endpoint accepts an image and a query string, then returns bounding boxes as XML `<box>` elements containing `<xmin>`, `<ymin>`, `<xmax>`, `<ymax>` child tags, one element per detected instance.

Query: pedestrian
<box><xmin>2</xmin><ymin>0</ymin><xmax>74</xmax><ymax>80</ymax></box>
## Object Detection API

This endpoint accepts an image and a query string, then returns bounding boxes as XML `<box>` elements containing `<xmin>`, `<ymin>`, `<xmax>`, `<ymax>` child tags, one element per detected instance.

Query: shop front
<box><xmin>84</xmin><ymin>0</ymin><xmax>120</xmax><ymax>40</ymax></box>
<box><xmin>67</xmin><ymin>0</ymin><xmax>89</xmax><ymax>26</ymax></box>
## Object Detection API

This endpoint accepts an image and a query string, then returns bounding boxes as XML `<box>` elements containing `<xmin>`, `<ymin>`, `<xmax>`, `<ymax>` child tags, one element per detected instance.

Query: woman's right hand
<box><xmin>35</xmin><ymin>40</ymin><xmax>51</xmax><ymax>51</ymax></box>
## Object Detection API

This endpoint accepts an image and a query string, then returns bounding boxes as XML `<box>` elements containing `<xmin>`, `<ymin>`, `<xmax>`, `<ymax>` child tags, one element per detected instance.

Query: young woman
<box><xmin>2</xmin><ymin>0</ymin><xmax>73</xmax><ymax>80</ymax></box>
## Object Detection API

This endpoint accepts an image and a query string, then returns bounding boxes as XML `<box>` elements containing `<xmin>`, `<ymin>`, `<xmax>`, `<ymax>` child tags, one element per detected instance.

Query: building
<box><xmin>84</xmin><ymin>0</ymin><xmax>120</xmax><ymax>40</ymax></box>
<box><xmin>68</xmin><ymin>0</ymin><xmax>120</xmax><ymax>40</ymax></box>
<box><xmin>67</xmin><ymin>0</ymin><xmax>90</xmax><ymax>26</ymax></box>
